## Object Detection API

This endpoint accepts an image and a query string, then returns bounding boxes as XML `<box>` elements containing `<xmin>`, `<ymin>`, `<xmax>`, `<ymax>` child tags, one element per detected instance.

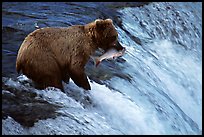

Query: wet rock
<box><xmin>2</xmin><ymin>80</ymin><xmax>61</xmax><ymax>127</ymax></box>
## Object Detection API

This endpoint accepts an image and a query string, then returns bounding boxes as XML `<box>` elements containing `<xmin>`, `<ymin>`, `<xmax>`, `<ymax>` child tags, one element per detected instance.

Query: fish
<box><xmin>91</xmin><ymin>48</ymin><xmax>126</xmax><ymax>67</ymax></box>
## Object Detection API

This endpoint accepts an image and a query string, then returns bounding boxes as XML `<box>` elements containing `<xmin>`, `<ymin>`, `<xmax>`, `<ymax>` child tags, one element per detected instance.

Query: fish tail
<box><xmin>95</xmin><ymin>59</ymin><xmax>101</xmax><ymax>67</ymax></box>
<box><xmin>90</xmin><ymin>56</ymin><xmax>101</xmax><ymax>67</ymax></box>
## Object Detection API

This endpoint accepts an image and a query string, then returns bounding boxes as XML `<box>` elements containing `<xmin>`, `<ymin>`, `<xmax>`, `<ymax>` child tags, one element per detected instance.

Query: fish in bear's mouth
<box><xmin>91</xmin><ymin>45</ymin><xmax>126</xmax><ymax>67</ymax></box>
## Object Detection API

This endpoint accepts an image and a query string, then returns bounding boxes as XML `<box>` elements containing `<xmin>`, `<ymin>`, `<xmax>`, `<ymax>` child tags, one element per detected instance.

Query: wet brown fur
<box><xmin>16</xmin><ymin>19</ymin><xmax>124</xmax><ymax>91</ymax></box>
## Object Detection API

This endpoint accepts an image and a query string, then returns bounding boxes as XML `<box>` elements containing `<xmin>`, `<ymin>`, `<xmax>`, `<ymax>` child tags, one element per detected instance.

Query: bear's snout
<box><xmin>113</xmin><ymin>41</ymin><xmax>125</xmax><ymax>51</ymax></box>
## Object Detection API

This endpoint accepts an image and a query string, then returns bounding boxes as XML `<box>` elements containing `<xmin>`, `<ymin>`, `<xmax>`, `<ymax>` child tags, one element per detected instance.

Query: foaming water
<box><xmin>115</xmin><ymin>39</ymin><xmax>202</xmax><ymax>134</ymax></box>
<box><xmin>90</xmin><ymin>82</ymin><xmax>165</xmax><ymax>134</ymax></box>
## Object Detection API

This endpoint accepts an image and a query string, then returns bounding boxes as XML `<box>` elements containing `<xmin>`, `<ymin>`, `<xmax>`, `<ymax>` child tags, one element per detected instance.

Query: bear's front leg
<box><xmin>70</xmin><ymin>69</ymin><xmax>91</xmax><ymax>90</ymax></box>
<box><xmin>63</xmin><ymin>74</ymin><xmax>70</xmax><ymax>84</ymax></box>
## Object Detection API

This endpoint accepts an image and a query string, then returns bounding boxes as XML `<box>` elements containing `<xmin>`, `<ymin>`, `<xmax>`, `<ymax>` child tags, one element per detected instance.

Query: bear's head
<box><xmin>87</xmin><ymin>19</ymin><xmax>125</xmax><ymax>52</ymax></box>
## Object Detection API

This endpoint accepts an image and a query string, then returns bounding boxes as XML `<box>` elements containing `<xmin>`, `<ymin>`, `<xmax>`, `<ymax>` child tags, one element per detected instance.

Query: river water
<box><xmin>2</xmin><ymin>2</ymin><xmax>202</xmax><ymax>135</ymax></box>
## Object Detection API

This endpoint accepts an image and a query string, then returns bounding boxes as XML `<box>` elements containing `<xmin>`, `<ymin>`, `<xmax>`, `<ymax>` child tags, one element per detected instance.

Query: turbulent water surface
<box><xmin>2</xmin><ymin>2</ymin><xmax>202</xmax><ymax>135</ymax></box>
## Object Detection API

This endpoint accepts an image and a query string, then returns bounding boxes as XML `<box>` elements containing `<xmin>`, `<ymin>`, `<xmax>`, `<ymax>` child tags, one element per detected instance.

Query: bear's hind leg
<box><xmin>33</xmin><ymin>75</ymin><xmax>64</xmax><ymax>92</ymax></box>
<box><xmin>45</xmin><ymin>77</ymin><xmax>64</xmax><ymax>92</ymax></box>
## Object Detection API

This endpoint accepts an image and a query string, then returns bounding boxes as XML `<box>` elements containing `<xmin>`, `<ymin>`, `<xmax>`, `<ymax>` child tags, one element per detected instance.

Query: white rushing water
<box><xmin>2</xmin><ymin>2</ymin><xmax>202</xmax><ymax>135</ymax></box>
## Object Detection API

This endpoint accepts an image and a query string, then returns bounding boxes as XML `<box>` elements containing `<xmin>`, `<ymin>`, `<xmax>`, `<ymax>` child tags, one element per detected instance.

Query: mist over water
<box><xmin>2</xmin><ymin>2</ymin><xmax>202</xmax><ymax>135</ymax></box>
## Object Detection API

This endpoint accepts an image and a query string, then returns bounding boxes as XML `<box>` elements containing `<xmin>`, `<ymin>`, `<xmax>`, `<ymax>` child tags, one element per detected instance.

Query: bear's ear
<box><xmin>105</xmin><ymin>18</ymin><xmax>113</xmax><ymax>23</ymax></box>
<box><xmin>95</xmin><ymin>19</ymin><xmax>113</xmax><ymax>29</ymax></box>
<box><xmin>95</xmin><ymin>19</ymin><xmax>104</xmax><ymax>28</ymax></box>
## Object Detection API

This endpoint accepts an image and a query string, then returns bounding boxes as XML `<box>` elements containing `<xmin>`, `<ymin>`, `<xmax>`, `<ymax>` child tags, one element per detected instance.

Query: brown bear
<box><xmin>16</xmin><ymin>19</ymin><xmax>124</xmax><ymax>92</ymax></box>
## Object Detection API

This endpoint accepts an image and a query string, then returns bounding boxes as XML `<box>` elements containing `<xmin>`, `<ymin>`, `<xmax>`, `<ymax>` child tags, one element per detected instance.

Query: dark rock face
<box><xmin>2</xmin><ymin>80</ymin><xmax>61</xmax><ymax>127</ymax></box>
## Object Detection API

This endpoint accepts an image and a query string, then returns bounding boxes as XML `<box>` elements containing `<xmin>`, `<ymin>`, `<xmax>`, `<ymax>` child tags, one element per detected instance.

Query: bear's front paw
<box><xmin>83</xmin><ymin>83</ymin><xmax>91</xmax><ymax>90</ymax></box>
